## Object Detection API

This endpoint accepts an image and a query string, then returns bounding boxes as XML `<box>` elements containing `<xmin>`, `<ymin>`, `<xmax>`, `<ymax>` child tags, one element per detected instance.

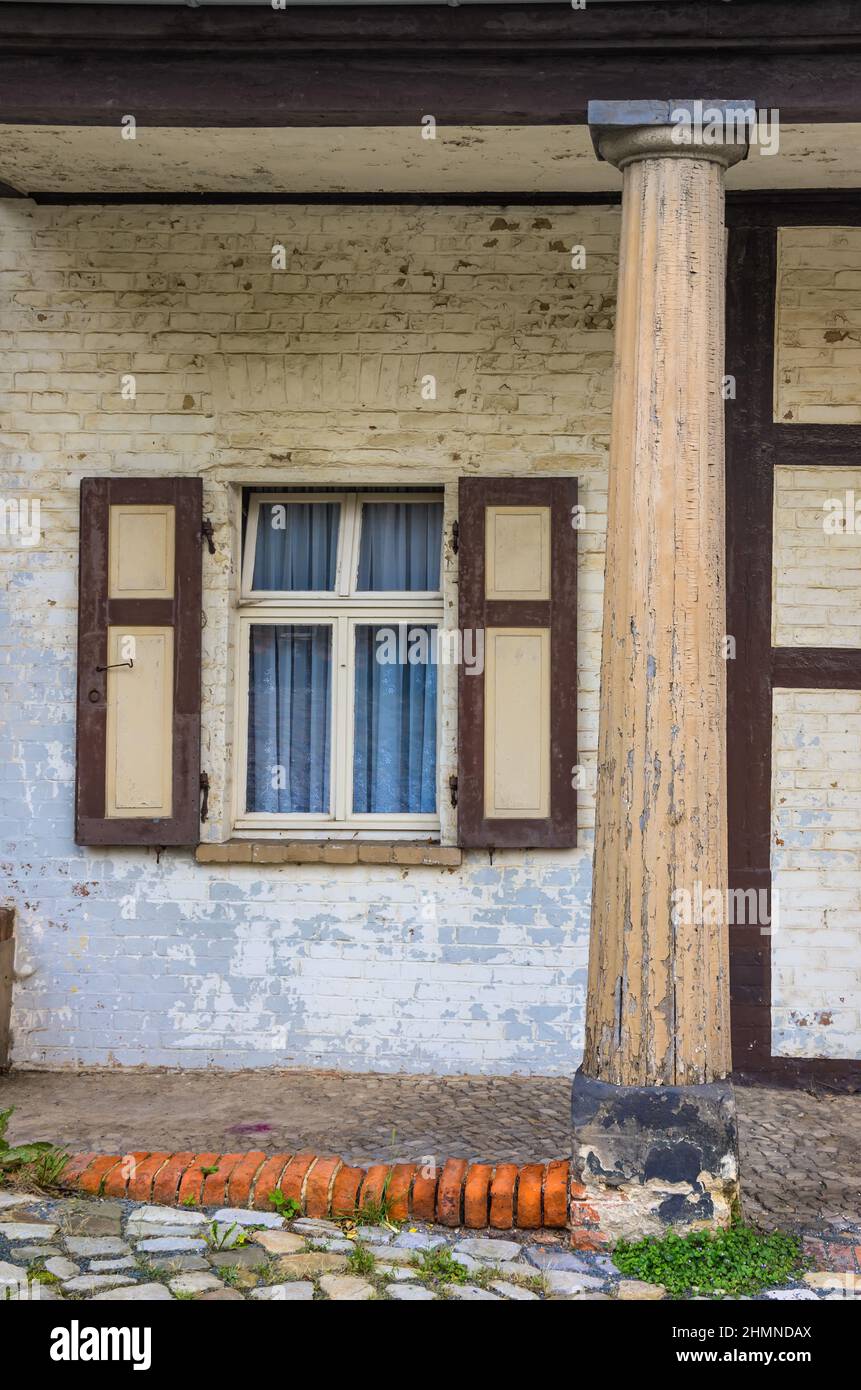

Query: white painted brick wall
<box><xmin>771</xmin><ymin>688</ymin><xmax>861</xmax><ymax>1059</ymax></box>
<box><xmin>0</xmin><ymin>199</ymin><xmax>615</xmax><ymax>1073</ymax></box>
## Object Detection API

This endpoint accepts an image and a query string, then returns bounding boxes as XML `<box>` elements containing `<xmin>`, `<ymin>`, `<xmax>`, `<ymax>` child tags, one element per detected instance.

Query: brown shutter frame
<box><xmin>457</xmin><ymin>476</ymin><xmax>578</xmax><ymax>849</ymax></box>
<box><xmin>75</xmin><ymin>476</ymin><xmax>202</xmax><ymax>846</ymax></box>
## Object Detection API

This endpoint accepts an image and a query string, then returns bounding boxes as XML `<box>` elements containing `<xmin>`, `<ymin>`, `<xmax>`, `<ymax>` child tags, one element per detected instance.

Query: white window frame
<box><xmin>234</xmin><ymin>491</ymin><xmax>444</xmax><ymax>837</ymax></box>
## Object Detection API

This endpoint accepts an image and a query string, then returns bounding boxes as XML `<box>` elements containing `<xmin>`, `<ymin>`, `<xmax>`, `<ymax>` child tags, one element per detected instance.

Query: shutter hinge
<box><xmin>449</xmin><ymin>774</ymin><xmax>458</xmax><ymax>808</ymax></box>
<box><xmin>200</xmin><ymin>771</ymin><xmax>210</xmax><ymax>822</ymax></box>
<box><xmin>451</xmin><ymin>519</ymin><xmax>459</xmax><ymax>555</ymax></box>
<box><xmin>201</xmin><ymin>518</ymin><xmax>216</xmax><ymax>555</ymax></box>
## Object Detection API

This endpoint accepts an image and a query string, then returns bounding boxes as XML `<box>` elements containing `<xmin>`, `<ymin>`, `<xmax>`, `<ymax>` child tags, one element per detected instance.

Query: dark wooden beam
<box><xmin>772</xmin><ymin>649</ymin><xmax>861</xmax><ymax>689</ymax></box>
<box><xmin>24</xmin><ymin>188</ymin><xmax>861</xmax><ymax>210</ymax></box>
<box><xmin>1</xmin><ymin>3</ymin><xmax>861</xmax><ymax>126</ymax></box>
<box><xmin>2</xmin><ymin>2</ymin><xmax>860</xmax><ymax>53</ymax></box>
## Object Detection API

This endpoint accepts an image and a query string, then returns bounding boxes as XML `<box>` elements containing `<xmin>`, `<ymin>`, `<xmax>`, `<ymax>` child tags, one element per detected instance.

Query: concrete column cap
<box><xmin>588</xmin><ymin>99</ymin><xmax>755</xmax><ymax>170</ymax></box>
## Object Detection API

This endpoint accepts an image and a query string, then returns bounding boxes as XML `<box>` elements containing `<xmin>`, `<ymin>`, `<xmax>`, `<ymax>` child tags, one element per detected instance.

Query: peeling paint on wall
<box><xmin>1</xmin><ymin>200</ymin><xmax>612</xmax><ymax>1073</ymax></box>
<box><xmin>772</xmin><ymin>687</ymin><xmax>861</xmax><ymax>1060</ymax></box>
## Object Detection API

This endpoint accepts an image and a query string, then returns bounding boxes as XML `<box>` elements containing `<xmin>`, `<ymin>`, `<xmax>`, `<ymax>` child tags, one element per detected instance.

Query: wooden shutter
<box><xmin>458</xmin><ymin>477</ymin><xmax>577</xmax><ymax>848</ymax></box>
<box><xmin>75</xmin><ymin>477</ymin><xmax>202</xmax><ymax>846</ymax></box>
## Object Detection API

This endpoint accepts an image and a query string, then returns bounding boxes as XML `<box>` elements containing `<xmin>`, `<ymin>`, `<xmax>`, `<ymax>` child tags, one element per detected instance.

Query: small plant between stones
<box><xmin>269</xmin><ymin>1190</ymin><xmax>302</xmax><ymax>1220</ymax></box>
<box><xmin>206</xmin><ymin>1220</ymin><xmax>250</xmax><ymax>1251</ymax></box>
<box><xmin>346</xmin><ymin>1243</ymin><xmax>377</xmax><ymax>1278</ymax></box>
<box><xmin>0</xmin><ymin>1107</ymin><xmax>69</xmax><ymax>1193</ymax></box>
<box><xmin>613</xmin><ymin>1223</ymin><xmax>806</xmax><ymax>1298</ymax></box>
<box><xmin>412</xmin><ymin>1246</ymin><xmax>471</xmax><ymax>1288</ymax></box>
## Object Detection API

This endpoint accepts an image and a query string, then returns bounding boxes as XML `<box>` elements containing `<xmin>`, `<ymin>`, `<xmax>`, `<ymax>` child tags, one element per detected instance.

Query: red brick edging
<box><xmin>59</xmin><ymin>1150</ymin><xmax>578</xmax><ymax>1232</ymax></box>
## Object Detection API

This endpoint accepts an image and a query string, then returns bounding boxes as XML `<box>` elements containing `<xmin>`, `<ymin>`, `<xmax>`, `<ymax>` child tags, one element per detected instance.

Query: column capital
<box><xmin>588</xmin><ymin>99</ymin><xmax>754</xmax><ymax>170</ymax></box>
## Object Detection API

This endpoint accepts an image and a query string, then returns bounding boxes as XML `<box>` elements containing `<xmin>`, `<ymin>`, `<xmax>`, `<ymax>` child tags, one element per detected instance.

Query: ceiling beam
<box><xmin>2</xmin><ymin>1</ymin><xmax>860</xmax><ymax>51</ymax></box>
<box><xmin>1</xmin><ymin>2</ymin><xmax>861</xmax><ymax>127</ymax></box>
<box><xmin>3</xmin><ymin>51</ymin><xmax>861</xmax><ymax>127</ymax></box>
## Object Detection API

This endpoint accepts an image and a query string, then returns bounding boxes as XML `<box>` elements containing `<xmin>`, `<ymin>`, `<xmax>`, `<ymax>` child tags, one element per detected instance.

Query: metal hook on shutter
<box><xmin>200</xmin><ymin>771</ymin><xmax>210</xmax><ymax>823</ymax></box>
<box><xmin>95</xmin><ymin>660</ymin><xmax>134</xmax><ymax>671</ymax></box>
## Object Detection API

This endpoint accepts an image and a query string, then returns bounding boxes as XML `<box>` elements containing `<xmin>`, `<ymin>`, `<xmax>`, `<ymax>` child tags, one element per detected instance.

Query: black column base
<box><xmin>570</xmin><ymin>1069</ymin><xmax>739</xmax><ymax>1242</ymax></box>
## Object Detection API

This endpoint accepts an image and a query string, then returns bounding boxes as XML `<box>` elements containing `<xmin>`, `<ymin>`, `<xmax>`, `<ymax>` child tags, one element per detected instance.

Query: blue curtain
<box><xmin>353</xmin><ymin>624</ymin><xmax>437</xmax><ymax>814</ymax></box>
<box><xmin>247</xmin><ymin>625</ymin><xmax>331</xmax><ymax>813</ymax></box>
<box><xmin>356</xmin><ymin>502</ymin><xmax>443</xmax><ymax>590</ymax></box>
<box><xmin>252</xmin><ymin>502</ymin><xmax>339</xmax><ymax>590</ymax></box>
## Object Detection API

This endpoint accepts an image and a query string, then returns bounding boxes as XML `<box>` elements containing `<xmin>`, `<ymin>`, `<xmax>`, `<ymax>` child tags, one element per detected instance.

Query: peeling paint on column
<box><xmin>584</xmin><ymin>139</ymin><xmax>736</xmax><ymax>1088</ymax></box>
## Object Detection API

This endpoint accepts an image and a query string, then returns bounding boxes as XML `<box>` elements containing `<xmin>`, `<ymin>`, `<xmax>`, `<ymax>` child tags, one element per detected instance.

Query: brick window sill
<box><xmin>195</xmin><ymin>841</ymin><xmax>462</xmax><ymax>867</ymax></box>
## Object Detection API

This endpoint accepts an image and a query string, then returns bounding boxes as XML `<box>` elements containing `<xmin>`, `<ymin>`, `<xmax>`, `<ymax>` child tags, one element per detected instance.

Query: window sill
<box><xmin>195</xmin><ymin>840</ymin><xmax>462</xmax><ymax>867</ymax></box>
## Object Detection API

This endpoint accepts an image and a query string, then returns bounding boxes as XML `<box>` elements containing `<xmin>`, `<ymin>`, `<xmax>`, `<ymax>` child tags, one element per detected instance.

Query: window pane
<box><xmin>247</xmin><ymin>624</ymin><xmax>331</xmax><ymax>813</ymax></box>
<box><xmin>251</xmin><ymin>502</ymin><xmax>339</xmax><ymax>591</ymax></box>
<box><xmin>353</xmin><ymin>624</ymin><xmax>437</xmax><ymax>814</ymax></box>
<box><xmin>356</xmin><ymin>501</ymin><xmax>443</xmax><ymax>590</ymax></box>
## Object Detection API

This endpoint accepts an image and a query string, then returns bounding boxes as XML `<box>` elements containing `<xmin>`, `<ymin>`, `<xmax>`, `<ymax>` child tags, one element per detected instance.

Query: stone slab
<box><xmin>250</xmin><ymin>1282</ymin><xmax>315</xmax><ymax>1301</ymax></box>
<box><xmin>319</xmin><ymin>1274</ymin><xmax>375</xmax><ymax>1300</ymax></box>
<box><xmin>454</xmin><ymin>1237</ymin><xmax>523</xmax><ymax>1262</ymax></box>
<box><xmin>272</xmin><ymin>1251</ymin><xmax>348</xmax><ymax>1279</ymax></box>
<box><xmin>91</xmin><ymin>1283</ymin><xmax>174</xmax><ymax>1301</ymax></box>
<box><xmin>65</xmin><ymin>1237</ymin><xmax>130</xmax><ymax>1258</ymax></box>
<box><xmin>213</xmin><ymin>1207</ymin><xmax>283</xmax><ymax>1228</ymax></box>
<box><xmin>250</xmin><ymin>1230</ymin><xmax>306</xmax><ymax>1256</ymax></box>
<box><xmin>0</xmin><ymin>1222</ymin><xmax>58</xmax><ymax>1241</ymax></box>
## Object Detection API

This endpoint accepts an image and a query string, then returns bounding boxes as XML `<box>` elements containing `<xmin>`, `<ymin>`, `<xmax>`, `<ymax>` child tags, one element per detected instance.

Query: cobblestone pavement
<box><xmin>3</xmin><ymin>1071</ymin><xmax>860</xmax><ymax>1231</ymax></box>
<box><xmin>735</xmin><ymin>1086</ymin><xmax>861</xmax><ymax>1232</ymax></box>
<box><xmin>1</xmin><ymin>1192</ymin><xmax>858</xmax><ymax>1303</ymax></box>
<box><xmin>1</xmin><ymin>1070</ymin><xmax>571</xmax><ymax>1165</ymax></box>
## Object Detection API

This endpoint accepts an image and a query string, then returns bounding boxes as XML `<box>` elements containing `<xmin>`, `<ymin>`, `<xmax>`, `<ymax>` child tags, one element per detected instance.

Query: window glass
<box><xmin>356</xmin><ymin>501</ymin><xmax>443</xmax><ymax>591</ymax></box>
<box><xmin>352</xmin><ymin>623</ymin><xmax>437</xmax><ymax>814</ymax></box>
<box><xmin>247</xmin><ymin>624</ymin><xmax>332</xmax><ymax>813</ymax></box>
<box><xmin>252</xmin><ymin>502</ymin><xmax>339</xmax><ymax>591</ymax></box>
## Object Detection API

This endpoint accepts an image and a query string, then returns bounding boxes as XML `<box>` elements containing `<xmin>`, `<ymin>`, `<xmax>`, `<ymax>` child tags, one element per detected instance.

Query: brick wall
<box><xmin>775</xmin><ymin>226</ymin><xmax>861</xmax><ymax>424</ymax></box>
<box><xmin>770</xmin><ymin>444</ymin><xmax>861</xmax><ymax>1059</ymax></box>
<box><xmin>771</xmin><ymin>689</ymin><xmax>861</xmax><ymax>1059</ymax></box>
<box><xmin>772</xmin><ymin>465</ymin><xmax>861</xmax><ymax>647</ymax></box>
<box><xmin>0</xmin><ymin>199</ymin><xmax>616</xmax><ymax>1072</ymax></box>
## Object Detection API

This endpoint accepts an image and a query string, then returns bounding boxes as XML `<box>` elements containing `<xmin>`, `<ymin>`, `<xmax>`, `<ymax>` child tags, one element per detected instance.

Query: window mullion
<box><xmin>338</xmin><ymin>495</ymin><xmax>357</xmax><ymax>598</ymax></box>
<box><xmin>333</xmin><ymin>613</ymin><xmax>350</xmax><ymax>821</ymax></box>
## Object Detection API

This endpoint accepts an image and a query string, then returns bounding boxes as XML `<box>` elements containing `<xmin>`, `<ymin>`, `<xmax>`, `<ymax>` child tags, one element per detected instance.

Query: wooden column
<box><xmin>584</xmin><ymin>117</ymin><xmax>747</xmax><ymax>1089</ymax></box>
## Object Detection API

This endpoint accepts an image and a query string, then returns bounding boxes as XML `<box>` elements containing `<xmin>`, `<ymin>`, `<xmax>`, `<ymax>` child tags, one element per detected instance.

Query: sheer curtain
<box><xmin>357</xmin><ymin>501</ymin><xmax>443</xmax><ymax>590</ymax></box>
<box><xmin>246</xmin><ymin>495</ymin><xmax>441</xmax><ymax>818</ymax></box>
<box><xmin>353</xmin><ymin>624</ymin><xmax>437</xmax><ymax>814</ymax></box>
<box><xmin>246</xmin><ymin>625</ymin><xmax>331</xmax><ymax>813</ymax></box>
<box><xmin>252</xmin><ymin>502</ymin><xmax>339</xmax><ymax>590</ymax></box>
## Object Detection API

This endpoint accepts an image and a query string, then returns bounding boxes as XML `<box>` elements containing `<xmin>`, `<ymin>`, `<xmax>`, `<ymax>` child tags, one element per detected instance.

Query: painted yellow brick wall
<box><xmin>772</xmin><ymin>465</ymin><xmax>861</xmax><ymax>647</ymax></box>
<box><xmin>775</xmin><ymin>225</ymin><xmax>861</xmax><ymax>424</ymax></box>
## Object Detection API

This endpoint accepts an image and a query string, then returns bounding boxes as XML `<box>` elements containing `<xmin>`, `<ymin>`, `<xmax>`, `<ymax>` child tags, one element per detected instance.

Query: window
<box><xmin>235</xmin><ymin>490</ymin><xmax>444</xmax><ymax>835</ymax></box>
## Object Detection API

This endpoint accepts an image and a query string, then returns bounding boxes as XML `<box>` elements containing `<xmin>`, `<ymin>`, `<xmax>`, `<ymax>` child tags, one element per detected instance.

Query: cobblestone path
<box><xmin>1</xmin><ymin>1192</ymin><xmax>858</xmax><ymax>1303</ymax></box>
<box><xmin>3</xmin><ymin>1072</ymin><xmax>860</xmax><ymax>1231</ymax></box>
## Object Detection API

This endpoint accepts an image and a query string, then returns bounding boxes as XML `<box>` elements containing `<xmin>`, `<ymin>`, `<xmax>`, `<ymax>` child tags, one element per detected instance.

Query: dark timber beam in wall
<box><xmin>1</xmin><ymin>2</ymin><xmax>861</xmax><ymax>127</ymax></box>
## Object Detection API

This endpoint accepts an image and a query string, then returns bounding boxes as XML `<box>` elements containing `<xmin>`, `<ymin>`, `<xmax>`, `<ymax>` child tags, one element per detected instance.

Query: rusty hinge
<box><xmin>200</xmin><ymin>771</ymin><xmax>210</xmax><ymax>822</ymax></box>
<box><xmin>451</xmin><ymin>519</ymin><xmax>459</xmax><ymax>555</ymax></box>
<box><xmin>201</xmin><ymin>518</ymin><xmax>216</xmax><ymax>555</ymax></box>
<box><xmin>449</xmin><ymin>774</ymin><xmax>458</xmax><ymax>808</ymax></box>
